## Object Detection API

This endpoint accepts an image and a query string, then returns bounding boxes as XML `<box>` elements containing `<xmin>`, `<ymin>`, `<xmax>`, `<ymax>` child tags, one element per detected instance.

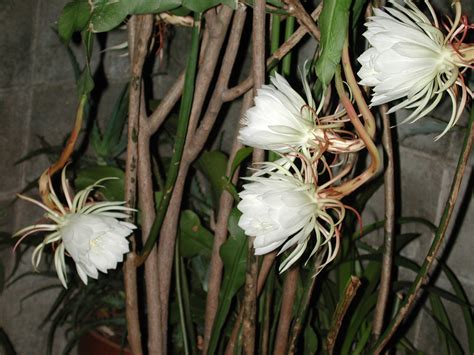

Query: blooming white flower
<box><xmin>239</xmin><ymin>72</ymin><xmax>365</xmax><ymax>155</ymax></box>
<box><xmin>237</xmin><ymin>159</ymin><xmax>344</xmax><ymax>272</ymax></box>
<box><xmin>358</xmin><ymin>0</ymin><xmax>473</xmax><ymax>138</ymax></box>
<box><xmin>14</xmin><ymin>168</ymin><xmax>136</xmax><ymax>288</ymax></box>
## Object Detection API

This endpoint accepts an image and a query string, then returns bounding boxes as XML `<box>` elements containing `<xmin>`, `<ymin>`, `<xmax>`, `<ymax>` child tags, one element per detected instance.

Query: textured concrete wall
<box><xmin>0</xmin><ymin>1</ymin><xmax>129</xmax><ymax>353</ymax></box>
<box><xmin>0</xmin><ymin>1</ymin><xmax>473</xmax><ymax>355</ymax></box>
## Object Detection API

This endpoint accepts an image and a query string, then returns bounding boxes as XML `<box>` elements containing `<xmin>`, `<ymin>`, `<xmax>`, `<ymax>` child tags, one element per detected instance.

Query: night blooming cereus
<box><xmin>13</xmin><ymin>168</ymin><xmax>136</xmax><ymax>288</ymax></box>
<box><xmin>239</xmin><ymin>71</ymin><xmax>365</xmax><ymax>157</ymax></box>
<box><xmin>358</xmin><ymin>0</ymin><xmax>474</xmax><ymax>138</ymax></box>
<box><xmin>237</xmin><ymin>159</ymin><xmax>345</xmax><ymax>272</ymax></box>
<box><xmin>237</xmin><ymin>71</ymin><xmax>364</xmax><ymax>273</ymax></box>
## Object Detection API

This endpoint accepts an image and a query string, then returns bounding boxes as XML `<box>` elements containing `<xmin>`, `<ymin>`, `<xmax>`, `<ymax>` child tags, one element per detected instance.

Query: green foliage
<box><xmin>195</xmin><ymin>151</ymin><xmax>228</xmax><ymax>209</ymax></box>
<box><xmin>207</xmin><ymin>209</ymin><xmax>248</xmax><ymax>355</ymax></box>
<box><xmin>75</xmin><ymin>166</ymin><xmax>125</xmax><ymax>201</ymax></box>
<box><xmin>58</xmin><ymin>0</ymin><xmax>91</xmax><ymax>43</ymax></box>
<box><xmin>91</xmin><ymin>85</ymin><xmax>129</xmax><ymax>164</ymax></box>
<box><xmin>315</xmin><ymin>0</ymin><xmax>351</xmax><ymax>88</ymax></box>
<box><xmin>179</xmin><ymin>210</ymin><xmax>214</xmax><ymax>258</ymax></box>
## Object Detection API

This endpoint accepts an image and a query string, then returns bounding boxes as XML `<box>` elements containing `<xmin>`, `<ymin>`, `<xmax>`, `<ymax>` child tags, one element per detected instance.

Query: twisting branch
<box><xmin>326</xmin><ymin>276</ymin><xmax>362</xmax><ymax>354</ymax></box>
<box><xmin>274</xmin><ymin>266</ymin><xmax>299</xmax><ymax>355</ymax></box>
<box><xmin>225</xmin><ymin>251</ymin><xmax>277</xmax><ymax>354</ymax></box>
<box><xmin>221</xmin><ymin>4</ymin><xmax>322</xmax><ymax>103</ymax></box>
<box><xmin>203</xmin><ymin>9</ymin><xmax>248</xmax><ymax>347</ymax></box>
<box><xmin>373</xmin><ymin>105</ymin><xmax>474</xmax><ymax>353</ymax></box>
<box><xmin>283</xmin><ymin>0</ymin><xmax>320</xmax><ymax>41</ymax></box>
<box><xmin>155</xmin><ymin>7</ymin><xmax>235</xmax><ymax>351</ymax></box>
<box><xmin>333</xmin><ymin>66</ymin><xmax>380</xmax><ymax>196</ymax></box>
<box><xmin>372</xmin><ymin>104</ymin><xmax>395</xmax><ymax>339</ymax></box>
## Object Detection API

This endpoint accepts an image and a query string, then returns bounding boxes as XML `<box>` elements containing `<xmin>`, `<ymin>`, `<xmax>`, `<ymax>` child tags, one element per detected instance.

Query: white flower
<box><xmin>14</xmin><ymin>168</ymin><xmax>136</xmax><ymax>288</ymax></box>
<box><xmin>239</xmin><ymin>72</ymin><xmax>365</xmax><ymax>155</ymax></box>
<box><xmin>237</xmin><ymin>159</ymin><xmax>344</xmax><ymax>272</ymax></box>
<box><xmin>358</xmin><ymin>0</ymin><xmax>473</xmax><ymax>138</ymax></box>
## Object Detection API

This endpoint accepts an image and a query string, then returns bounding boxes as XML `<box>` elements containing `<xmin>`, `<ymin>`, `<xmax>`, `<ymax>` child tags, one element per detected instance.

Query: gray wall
<box><xmin>0</xmin><ymin>1</ymin><xmax>473</xmax><ymax>354</ymax></box>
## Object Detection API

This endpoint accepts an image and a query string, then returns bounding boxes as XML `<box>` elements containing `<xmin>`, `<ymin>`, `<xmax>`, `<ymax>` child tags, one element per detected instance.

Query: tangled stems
<box><xmin>333</xmin><ymin>67</ymin><xmax>380</xmax><ymax>197</ymax></box>
<box><xmin>373</xmin><ymin>102</ymin><xmax>474</xmax><ymax>354</ymax></box>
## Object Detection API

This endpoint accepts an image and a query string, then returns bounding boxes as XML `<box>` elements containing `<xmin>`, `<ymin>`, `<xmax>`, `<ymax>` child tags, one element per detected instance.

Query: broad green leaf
<box><xmin>315</xmin><ymin>0</ymin><xmax>351</xmax><ymax>88</ymax></box>
<box><xmin>304</xmin><ymin>324</ymin><xmax>319</xmax><ymax>354</ymax></box>
<box><xmin>58</xmin><ymin>0</ymin><xmax>91</xmax><ymax>43</ymax></box>
<box><xmin>207</xmin><ymin>208</ymin><xmax>248</xmax><ymax>355</ymax></box>
<box><xmin>77</xmin><ymin>70</ymin><xmax>94</xmax><ymax>96</ymax></box>
<box><xmin>195</xmin><ymin>150</ymin><xmax>228</xmax><ymax>209</ymax></box>
<box><xmin>182</xmin><ymin>0</ymin><xmax>237</xmax><ymax>12</ymax></box>
<box><xmin>179</xmin><ymin>210</ymin><xmax>214</xmax><ymax>258</ymax></box>
<box><xmin>75</xmin><ymin>166</ymin><xmax>125</xmax><ymax>201</ymax></box>
<box><xmin>230</xmin><ymin>147</ymin><xmax>252</xmax><ymax>178</ymax></box>
<box><xmin>90</xmin><ymin>0</ymin><xmax>181</xmax><ymax>33</ymax></box>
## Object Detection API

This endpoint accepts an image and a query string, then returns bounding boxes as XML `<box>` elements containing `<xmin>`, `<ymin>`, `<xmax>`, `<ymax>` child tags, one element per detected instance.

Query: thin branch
<box><xmin>224</xmin><ymin>251</ymin><xmax>277</xmax><ymax>354</ymax></box>
<box><xmin>122</xmin><ymin>15</ymin><xmax>154</xmax><ymax>355</ymax></box>
<box><xmin>372</xmin><ymin>104</ymin><xmax>395</xmax><ymax>339</ymax></box>
<box><xmin>203</xmin><ymin>18</ymin><xmax>249</xmax><ymax>348</ymax></box>
<box><xmin>288</xmin><ymin>255</ymin><xmax>323</xmax><ymax>354</ymax></box>
<box><xmin>243</xmin><ymin>1</ymin><xmax>266</xmax><ymax>353</ymax></box>
<box><xmin>155</xmin><ymin>8</ymin><xmax>235</xmax><ymax>351</ymax></box>
<box><xmin>326</xmin><ymin>276</ymin><xmax>362</xmax><ymax>354</ymax></box>
<box><xmin>273</xmin><ymin>266</ymin><xmax>299</xmax><ymax>355</ymax></box>
<box><xmin>283</xmin><ymin>0</ymin><xmax>320</xmax><ymax>41</ymax></box>
<box><xmin>221</xmin><ymin>4</ymin><xmax>322</xmax><ymax>103</ymax></box>
<box><xmin>129</xmin><ymin>15</ymin><xmax>164</xmax><ymax>355</ymax></box>
<box><xmin>373</xmin><ymin>104</ymin><xmax>474</xmax><ymax>354</ymax></box>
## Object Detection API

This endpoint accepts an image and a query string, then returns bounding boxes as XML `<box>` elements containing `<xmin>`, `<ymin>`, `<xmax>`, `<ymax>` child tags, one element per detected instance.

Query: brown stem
<box><xmin>224</xmin><ymin>251</ymin><xmax>277</xmax><ymax>354</ymax></box>
<box><xmin>155</xmin><ymin>7</ymin><xmax>235</xmax><ymax>351</ymax></box>
<box><xmin>122</xmin><ymin>14</ymin><xmax>154</xmax><ymax>355</ymax></box>
<box><xmin>288</xmin><ymin>257</ymin><xmax>322</xmax><ymax>354</ymax></box>
<box><xmin>221</xmin><ymin>4</ymin><xmax>322</xmax><ymax>103</ymax></box>
<box><xmin>242</xmin><ymin>2</ymin><xmax>266</xmax><ymax>353</ymax></box>
<box><xmin>283</xmin><ymin>0</ymin><xmax>320</xmax><ymax>41</ymax></box>
<box><xmin>333</xmin><ymin>68</ymin><xmax>380</xmax><ymax>196</ymax></box>
<box><xmin>325</xmin><ymin>276</ymin><xmax>362</xmax><ymax>354</ymax></box>
<box><xmin>373</xmin><ymin>106</ymin><xmax>474</xmax><ymax>354</ymax></box>
<box><xmin>341</xmin><ymin>43</ymin><xmax>376</xmax><ymax>139</ymax></box>
<box><xmin>203</xmin><ymin>28</ymin><xmax>249</xmax><ymax>350</ymax></box>
<box><xmin>131</xmin><ymin>15</ymin><xmax>163</xmax><ymax>355</ymax></box>
<box><xmin>273</xmin><ymin>266</ymin><xmax>299</xmax><ymax>355</ymax></box>
<box><xmin>372</xmin><ymin>105</ymin><xmax>395</xmax><ymax>339</ymax></box>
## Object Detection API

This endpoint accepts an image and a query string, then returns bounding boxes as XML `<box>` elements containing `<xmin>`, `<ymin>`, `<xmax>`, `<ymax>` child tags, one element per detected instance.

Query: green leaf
<box><xmin>90</xmin><ymin>0</ymin><xmax>181</xmax><ymax>33</ymax></box>
<box><xmin>195</xmin><ymin>151</ymin><xmax>228</xmax><ymax>209</ymax></box>
<box><xmin>182</xmin><ymin>0</ymin><xmax>237</xmax><ymax>12</ymax></box>
<box><xmin>58</xmin><ymin>0</ymin><xmax>91</xmax><ymax>43</ymax></box>
<box><xmin>230</xmin><ymin>147</ymin><xmax>252</xmax><ymax>178</ymax></box>
<box><xmin>77</xmin><ymin>70</ymin><xmax>94</xmax><ymax>96</ymax></box>
<box><xmin>75</xmin><ymin>166</ymin><xmax>125</xmax><ymax>201</ymax></box>
<box><xmin>92</xmin><ymin>84</ymin><xmax>129</xmax><ymax>162</ymax></box>
<box><xmin>304</xmin><ymin>324</ymin><xmax>319</xmax><ymax>354</ymax></box>
<box><xmin>315</xmin><ymin>0</ymin><xmax>351</xmax><ymax>88</ymax></box>
<box><xmin>179</xmin><ymin>210</ymin><xmax>214</xmax><ymax>258</ymax></box>
<box><xmin>207</xmin><ymin>208</ymin><xmax>248</xmax><ymax>355</ymax></box>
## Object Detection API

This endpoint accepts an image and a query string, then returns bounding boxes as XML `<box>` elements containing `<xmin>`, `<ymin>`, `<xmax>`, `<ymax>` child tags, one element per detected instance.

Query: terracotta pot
<box><xmin>78</xmin><ymin>331</ymin><xmax>132</xmax><ymax>355</ymax></box>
